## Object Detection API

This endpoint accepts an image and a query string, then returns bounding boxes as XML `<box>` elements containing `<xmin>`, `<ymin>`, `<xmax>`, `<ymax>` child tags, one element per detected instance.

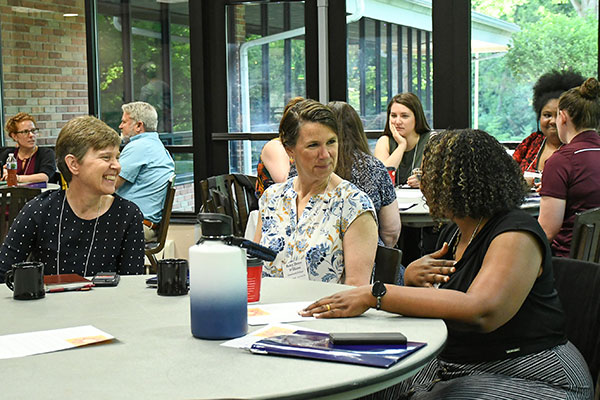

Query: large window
<box><xmin>96</xmin><ymin>0</ymin><xmax>193</xmax><ymax>212</ymax></box>
<box><xmin>472</xmin><ymin>1</ymin><xmax>598</xmax><ymax>142</ymax></box>
<box><xmin>226</xmin><ymin>2</ymin><xmax>306</xmax><ymax>175</ymax></box>
<box><xmin>347</xmin><ymin>17</ymin><xmax>433</xmax><ymax>132</ymax></box>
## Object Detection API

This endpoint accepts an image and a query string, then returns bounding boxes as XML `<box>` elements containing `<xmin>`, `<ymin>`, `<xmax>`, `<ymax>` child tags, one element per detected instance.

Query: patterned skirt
<box><xmin>362</xmin><ymin>342</ymin><xmax>593</xmax><ymax>400</ymax></box>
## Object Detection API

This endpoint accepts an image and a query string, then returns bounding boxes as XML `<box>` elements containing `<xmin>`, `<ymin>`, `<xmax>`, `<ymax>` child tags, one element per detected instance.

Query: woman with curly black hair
<box><xmin>301</xmin><ymin>129</ymin><xmax>593</xmax><ymax>399</ymax></box>
<box><xmin>512</xmin><ymin>70</ymin><xmax>584</xmax><ymax>179</ymax></box>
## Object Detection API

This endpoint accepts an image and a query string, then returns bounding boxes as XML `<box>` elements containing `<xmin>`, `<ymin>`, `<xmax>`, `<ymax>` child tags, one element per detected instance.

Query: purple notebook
<box><xmin>250</xmin><ymin>330</ymin><xmax>427</xmax><ymax>368</ymax></box>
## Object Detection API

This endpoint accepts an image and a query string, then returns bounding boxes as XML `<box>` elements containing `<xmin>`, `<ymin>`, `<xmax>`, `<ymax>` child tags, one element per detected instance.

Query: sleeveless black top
<box><xmin>437</xmin><ymin>209</ymin><xmax>566</xmax><ymax>363</ymax></box>
<box><xmin>387</xmin><ymin>131</ymin><xmax>430</xmax><ymax>185</ymax></box>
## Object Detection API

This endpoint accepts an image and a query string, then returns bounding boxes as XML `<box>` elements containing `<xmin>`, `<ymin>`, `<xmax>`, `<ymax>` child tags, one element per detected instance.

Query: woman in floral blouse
<box><xmin>253</xmin><ymin>98</ymin><xmax>378</xmax><ymax>285</ymax></box>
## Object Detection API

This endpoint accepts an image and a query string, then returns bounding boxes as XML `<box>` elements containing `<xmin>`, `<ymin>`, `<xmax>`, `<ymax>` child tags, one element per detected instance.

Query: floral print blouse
<box><xmin>259</xmin><ymin>177</ymin><xmax>376</xmax><ymax>283</ymax></box>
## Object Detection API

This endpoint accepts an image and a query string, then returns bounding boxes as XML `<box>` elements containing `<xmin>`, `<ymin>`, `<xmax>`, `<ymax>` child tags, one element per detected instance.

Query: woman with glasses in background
<box><xmin>1</xmin><ymin>112</ymin><xmax>56</xmax><ymax>184</ymax></box>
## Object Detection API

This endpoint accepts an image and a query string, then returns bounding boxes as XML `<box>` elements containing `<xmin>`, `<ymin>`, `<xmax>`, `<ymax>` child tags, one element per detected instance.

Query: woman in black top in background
<box><xmin>302</xmin><ymin>129</ymin><xmax>592</xmax><ymax>399</ymax></box>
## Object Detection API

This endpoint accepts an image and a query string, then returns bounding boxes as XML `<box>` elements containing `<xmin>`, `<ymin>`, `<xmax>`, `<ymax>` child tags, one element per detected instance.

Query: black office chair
<box><xmin>145</xmin><ymin>180</ymin><xmax>176</xmax><ymax>274</ymax></box>
<box><xmin>0</xmin><ymin>187</ymin><xmax>42</xmax><ymax>243</ymax></box>
<box><xmin>200</xmin><ymin>174</ymin><xmax>258</xmax><ymax>238</ymax></box>
<box><xmin>552</xmin><ymin>257</ymin><xmax>600</xmax><ymax>398</ymax></box>
<box><xmin>570</xmin><ymin>207</ymin><xmax>600</xmax><ymax>263</ymax></box>
<box><xmin>373</xmin><ymin>245</ymin><xmax>403</xmax><ymax>285</ymax></box>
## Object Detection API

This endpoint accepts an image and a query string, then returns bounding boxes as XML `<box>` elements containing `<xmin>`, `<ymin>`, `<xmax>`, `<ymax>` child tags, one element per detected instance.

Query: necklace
<box><xmin>56</xmin><ymin>192</ymin><xmax>103</xmax><ymax>277</ymax></box>
<box><xmin>16</xmin><ymin>146</ymin><xmax>36</xmax><ymax>175</ymax></box>
<box><xmin>409</xmin><ymin>134</ymin><xmax>424</xmax><ymax>172</ymax></box>
<box><xmin>451</xmin><ymin>216</ymin><xmax>484</xmax><ymax>258</ymax></box>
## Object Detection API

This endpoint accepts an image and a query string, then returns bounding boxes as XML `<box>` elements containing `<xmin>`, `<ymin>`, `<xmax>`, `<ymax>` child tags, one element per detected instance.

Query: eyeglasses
<box><xmin>15</xmin><ymin>128</ymin><xmax>39</xmax><ymax>135</ymax></box>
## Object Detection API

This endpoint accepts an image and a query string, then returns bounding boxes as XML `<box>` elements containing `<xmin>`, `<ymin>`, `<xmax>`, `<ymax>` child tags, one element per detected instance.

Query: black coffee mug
<box><xmin>5</xmin><ymin>262</ymin><xmax>45</xmax><ymax>300</ymax></box>
<box><xmin>157</xmin><ymin>259</ymin><xmax>188</xmax><ymax>296</ymax></box>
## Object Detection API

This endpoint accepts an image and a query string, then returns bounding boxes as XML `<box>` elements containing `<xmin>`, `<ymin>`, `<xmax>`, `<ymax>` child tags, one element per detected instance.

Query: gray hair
<box><xmin>121</xmin><ymin>101</ymin><xmax>158</xmax><ymax>132</ymax></box>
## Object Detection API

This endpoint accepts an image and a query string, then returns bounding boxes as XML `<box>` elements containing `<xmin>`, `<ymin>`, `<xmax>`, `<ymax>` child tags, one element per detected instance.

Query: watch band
<box><xmin>372</xmin><ymin>281</ymin><xmax>386</xmax><ymax>311</ymax></box>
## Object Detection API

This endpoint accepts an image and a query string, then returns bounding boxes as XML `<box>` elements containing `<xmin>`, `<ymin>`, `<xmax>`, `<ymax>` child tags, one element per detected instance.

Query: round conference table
<box><xmin>1</xmin><ymin>276</ymin><xmax>447</xmax><ymax>400</ymax></box>
<box><xmin>396</xmin><ymin>187</ymin><xmax>541</xmax><ymax>228</ymax></box>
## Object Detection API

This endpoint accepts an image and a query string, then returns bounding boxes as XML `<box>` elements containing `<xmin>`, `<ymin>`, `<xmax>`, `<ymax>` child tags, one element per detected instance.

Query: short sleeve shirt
<box><xmin>350</xmin><ymin>151</ymin><xmax>396</xmax><ymax>211</ymax></box>
<box><xmin>117</xmin><ymin>132</ymin><xmax>175</xmax><ymax>223</ymax></box>
<box><xmin>259</xmin><ymin>178</ymin><xmax>376</xmax><ymax>283</ymax></box>
<box><xmin>540</xmin><ymin>130</ymin><xmax>600</xmax><ymax>256</ymax></box>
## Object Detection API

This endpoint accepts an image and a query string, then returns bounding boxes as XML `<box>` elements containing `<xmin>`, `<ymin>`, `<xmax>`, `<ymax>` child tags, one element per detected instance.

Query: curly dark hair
<box><xmin>532</xmin><ymin>70</ymin><xmax>584</xmax><ymax>122</ymax></box>
<box><xmin>421</xmin><ymin>129</ymin><xmax>528</xmax><ymax>221</ymax></box>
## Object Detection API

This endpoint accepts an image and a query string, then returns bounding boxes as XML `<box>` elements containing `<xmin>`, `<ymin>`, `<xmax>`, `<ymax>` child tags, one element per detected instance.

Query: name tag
<box><xmin>283</xmin><ymin>259</ymin><xmax>309</xmax><ymax>280</ymax></box>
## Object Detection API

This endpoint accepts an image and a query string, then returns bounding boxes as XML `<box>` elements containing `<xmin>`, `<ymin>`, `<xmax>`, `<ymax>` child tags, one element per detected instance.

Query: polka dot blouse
<box><xmin>0</xmin><ymin>190</ymin><xmax>145</xmax><ymax>281</ymax></box>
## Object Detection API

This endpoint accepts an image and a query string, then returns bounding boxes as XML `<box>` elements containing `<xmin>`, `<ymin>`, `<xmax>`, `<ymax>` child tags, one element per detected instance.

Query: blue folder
<box><xmin>250</xmin><ymin>330</ymin><xmax>427</xmax><ymax>368</ymax></box>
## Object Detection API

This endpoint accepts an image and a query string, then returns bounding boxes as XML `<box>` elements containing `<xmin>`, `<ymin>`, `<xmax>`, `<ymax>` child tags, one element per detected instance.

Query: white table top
<box><xmin>396</xmin><ymin>187</ymin><xmax>540</xmax><ymax>228</ymax></box>
<box><xmin>1</xmin><ymin>276</ymin><xmax>447</xmax><ymax>400</ymax></box>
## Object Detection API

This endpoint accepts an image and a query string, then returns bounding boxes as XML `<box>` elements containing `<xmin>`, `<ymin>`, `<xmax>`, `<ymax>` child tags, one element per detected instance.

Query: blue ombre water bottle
<box><xmin>189</xmin><ymin>213</ymin><xmax>248</xmax><ymax>339</ymax></box>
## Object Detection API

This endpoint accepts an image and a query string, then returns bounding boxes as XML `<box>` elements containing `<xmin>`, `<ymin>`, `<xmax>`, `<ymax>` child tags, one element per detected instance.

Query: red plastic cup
<box><xmin>246</xmin><ymin>258</ymin><xmax>263</xmax><ymax>303</ymax></box>
<box><xmin>387</xmin><ymin>167</ymin><xmax>396</xmax><ymax>185</ymax></box>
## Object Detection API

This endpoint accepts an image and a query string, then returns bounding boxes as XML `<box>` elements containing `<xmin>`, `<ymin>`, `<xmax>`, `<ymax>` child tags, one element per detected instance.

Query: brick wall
<box><xmin>173</xmin><ymin>182</ymin><xmax>194</xmax><ymax>212</ymax></box>
<box><xmin>1</xmin><ymin>0</ymin><xmax>88</xmax><ymax>146</ymax></box>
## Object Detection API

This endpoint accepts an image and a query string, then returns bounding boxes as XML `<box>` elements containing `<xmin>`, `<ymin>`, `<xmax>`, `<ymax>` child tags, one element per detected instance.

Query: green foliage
<box><xmin>505</xmin><ymin>13</ymin><xmax>597</xmax><ymax>81</ymax></box>
<box><xmin>472</xmin><ymin>0</ymin><xmax>597</xmax><ymax>141</ymax></box>
<box><xmin>475</xmin><ymin>56</ymin><xmax>534</xmax><ymax>140</ymax></box>
<box><xmin>246</xmin><ymin>34</ymin><xmax>306</xmax><ymax>131</ymax></box>
<box><xmin>472</xmin><ymin>0</ymin><xmax>576</xmax><ymax>23</ymax></box>
<box><xmin>97</xmin><ymin>13</ymin><xmax>192</xmax><ymax>136</ymax></box>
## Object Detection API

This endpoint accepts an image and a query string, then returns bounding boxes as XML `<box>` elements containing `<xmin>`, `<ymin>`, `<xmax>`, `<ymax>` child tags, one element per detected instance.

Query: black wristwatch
<box><xmin>371</xmin><ymin>281</ymin><xmax>387</xmax><ymax>310</ymax></box>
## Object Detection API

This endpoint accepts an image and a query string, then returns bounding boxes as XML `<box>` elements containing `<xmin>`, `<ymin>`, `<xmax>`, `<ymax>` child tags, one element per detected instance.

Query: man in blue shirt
<box><xmin>116</xmin><ymin>101</ymin><xmax>175</xmax><ymax>242</ymax></box>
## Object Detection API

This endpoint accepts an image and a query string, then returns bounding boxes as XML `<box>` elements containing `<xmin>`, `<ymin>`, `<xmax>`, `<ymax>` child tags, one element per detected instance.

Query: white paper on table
<box><xmin>248</xmin><ymin>301</ymin><xmax>315</xmax><ymax>326</ymax></box>
<box><xmin>222</xmin><ymin>323</ymin><xmax>324</xmax><ymax>349</ymax></box>
<box><xmin>396</xmin><ymin>189</ymin><xmax>424</xmax><ymax>198</ymax></box>
<box><xmin>0</xmin><ymin>325</ymin><xmax>115</xmax><ymax>359</ymax></box>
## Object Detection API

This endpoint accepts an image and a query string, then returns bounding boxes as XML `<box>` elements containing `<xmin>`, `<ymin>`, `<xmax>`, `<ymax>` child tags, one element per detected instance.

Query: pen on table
<box><xmin>401</xmin><ymin>203</ymin><xmax>417</xmax><ymax>211</ymax></box>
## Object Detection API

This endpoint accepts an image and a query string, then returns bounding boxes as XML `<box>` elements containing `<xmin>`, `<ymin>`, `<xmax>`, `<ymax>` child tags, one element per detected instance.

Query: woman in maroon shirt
<box><xmin>1</xmin><ymin>112</ymin><xmax>56</xmax><ymax>184</ymax></box>
<box><xmin>539</xmin><ymin>77</ymin><xmax>600</xmax><ymax>257</ymax></box>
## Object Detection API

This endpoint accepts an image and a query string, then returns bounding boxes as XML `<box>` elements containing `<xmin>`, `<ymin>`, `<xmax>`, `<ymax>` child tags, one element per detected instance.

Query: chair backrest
<box><xmin>552</xmin><ymin>256</ymin><xmax>600</xmax><ymax>390</ymax></box>
<box><xmin>200</xmin><ymin>174</ymin><xmax>258</xmax><ymax>237</ymax></box>
<box><xmin>0</xmin><ymin>187</ymin><xmax>42</xmax><ymax>243</ymax></box>
<box><xmin>570</xmin><ymin>207</ymin><xmax>600</xmax><ymax>263</ymax></box>
<box><xmin>373</xmin><ymin>245</ymin><xmax>403</xmax><ymax>285</ymax></box>
<box><xmin>154</xmin><ymin>180</ymin><xmax>176</xmax><ymax>249</ymax></box>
